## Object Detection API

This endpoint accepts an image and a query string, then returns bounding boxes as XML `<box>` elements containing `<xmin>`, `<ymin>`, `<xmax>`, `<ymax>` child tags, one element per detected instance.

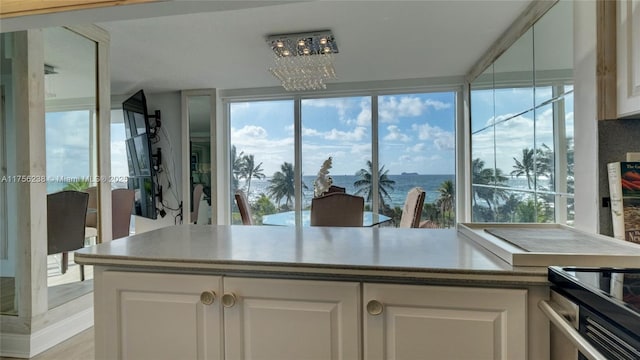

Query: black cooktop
<box><xmin>549</xmin><ymin>266</ymin><xmax>640</xmax><ymax>337</ymax></box>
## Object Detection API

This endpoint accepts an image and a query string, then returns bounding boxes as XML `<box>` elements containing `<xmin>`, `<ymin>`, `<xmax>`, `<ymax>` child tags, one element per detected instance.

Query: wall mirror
<box><xmin>0</xmin><ymin>32</ymin><xmax>19</xmax><ymax>316</ymax></box>
<box><xmin>469</xmin><ymin>0</ymin><xmax>574</xmax><ymax>224</ymax></box>
<box><xmin>183</xmin><ymin>90</ymin><xmax>215</xmax><ymax>225</ymax></box>
<box><xmin>44</xmin><ymin>26</ymin><xmax>98</xmax><ymax>308</ymax></box>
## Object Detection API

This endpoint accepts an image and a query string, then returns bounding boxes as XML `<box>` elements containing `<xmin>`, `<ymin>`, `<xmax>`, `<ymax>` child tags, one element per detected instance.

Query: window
<box><xmin>229</xmin><ymin>100</ymin><xmax>294</xmax><ymax>224</ymax></box>
<box><xmin>378</xmin><ymin>93</ymin><xmax>456</xmax><ymax>227</ymax></box>
<box><xmin>227</xmin><ymin>91</ymin><xmax>457</xmax><ymax>227</ymax></box>
<box><xmin>301</xmin><ymin>96</ymin><xmax>372</xmax><ymax>209</ymax></box>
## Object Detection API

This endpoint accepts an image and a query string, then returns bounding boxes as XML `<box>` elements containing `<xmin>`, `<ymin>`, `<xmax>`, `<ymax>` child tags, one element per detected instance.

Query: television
<box><xmin>122</xmin><ymin>90</ymin><xmax>157</xmax><ymax>219</ymax></box>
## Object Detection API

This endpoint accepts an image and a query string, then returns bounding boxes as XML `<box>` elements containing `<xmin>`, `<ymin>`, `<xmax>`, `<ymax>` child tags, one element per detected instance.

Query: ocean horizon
<box><xmin>244</xmin><ymin>174</ymin><xmax>456</xmax><ymax>208</ymax></box>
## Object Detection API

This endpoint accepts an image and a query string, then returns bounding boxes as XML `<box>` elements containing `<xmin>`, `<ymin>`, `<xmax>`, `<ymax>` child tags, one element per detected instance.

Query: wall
<box><xmin>598</xmin><ymin>119</ymin><xmax>640</xmax><ymax>236</ymax></box>
<box><xmin>572</xmin><ymin>0</ymin><xmax>600</xmax><ymax>233</ymax></box>
<box><xmin>134</xmin><ymin>91</ymin><xmax>183</xmax><ymax>233</ymax></box>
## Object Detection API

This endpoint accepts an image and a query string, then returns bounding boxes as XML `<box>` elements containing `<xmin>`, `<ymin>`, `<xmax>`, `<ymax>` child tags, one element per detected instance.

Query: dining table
<box><xmin>261</xmin><ymin>210</ymin><xmax>392</xmax><ymax>227</ymax></box>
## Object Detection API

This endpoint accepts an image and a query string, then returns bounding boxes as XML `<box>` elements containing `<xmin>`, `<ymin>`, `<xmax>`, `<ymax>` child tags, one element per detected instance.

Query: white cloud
<box><xmin>303</xmin><ymin>98</ymin><xmax>350</xmax><ymax>120</ymax></box>
<box><xmin>407</xmin><ymin>143</ymin><xmax>426</xmax><ymax>152</ymax></box>
<box><xmin>411</xmin><ymin>123</ymin><xmax>455</xmax><ymax>150</ymax></box>
<box><xmin>384</xmin><ymin>125</ymin><xmax>411</xmax><ymax>142</ymax></box>
<box><xmin>355</xmin><ymin>102</ymin><xmax>372</xmax><ymax>126</ymax></box>
<box><xmin>231</xmin><ymin>125</ymin><xmax>268</xmax><ymax>140</ymax></box>
<box><xmin>231</xmin><ymin>125</ymin><xmax>294</xmax><ymax>174</ymax></box>
<box><xmin>301</xmin><ymin>127</ymin><xmax>323</xmax><ymax>137</ymax></box>
<box><xmin>111</xmin><ymin>140</ymin><xmax>128</xmax><ymax>177</ymax></box>
<box><xmin>425</xmin><ymin>99</ymin><xmax>451</xmax><ymax>110</ymax></box>
<box><xmin>379</xmin><ymin>95</ymin><xmax>452</xmax><ymax>123</ymax></box>
<box><xmin>325</xmin><ymin>126</ymin><xmax>368</xmax><ymax>141</ymax></box>
<box><xmin>471</xmin><ymin>110</ymin><xmax>557</xmax><ymax>173</ymax></box>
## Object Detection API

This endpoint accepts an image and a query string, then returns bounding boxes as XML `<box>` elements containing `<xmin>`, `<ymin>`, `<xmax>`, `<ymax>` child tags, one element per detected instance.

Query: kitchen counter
<box><xmin>81</xmin><ymin>225</ymin><xmax>557</xmax><ymax>359</ymax></box>
<box><xmin>75</xmin><ymin>224</ymin><xmax>547</xmax><ymax>285</ymax></box>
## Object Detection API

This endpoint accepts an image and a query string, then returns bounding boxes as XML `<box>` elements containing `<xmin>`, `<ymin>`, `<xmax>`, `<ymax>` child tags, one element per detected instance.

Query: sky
<box><xmin>47</xmin><ymin>88</ymin><xmax>573</xmax><ymax>189</ymax></box>
<box><xmin>230</xmin><ymin>92</ymin><xmax>456</xmax><ymax>177</ymax></box>
<box><xmin>471</xmin><ymin>86</ymin><xmax>574</xmax><ymax>178</ymax></box>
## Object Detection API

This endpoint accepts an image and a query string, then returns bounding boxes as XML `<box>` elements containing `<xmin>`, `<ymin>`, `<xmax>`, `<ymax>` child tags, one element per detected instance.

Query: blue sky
<box><xmin>46</xmin><ymin>111</ymin><xmax>91</xmax><ymax>180</ymax></box>
<box><xmin>471</xmin><ymin>86</ymin><xmax>574</xmax><ymax>177</ymax></box>
<box><xmin>230</xmin><ymin>92</ymin><xmax>456</xmax><ymax>177</ymax></box>
<box><xmin>52</xmin><ymin>88</ymin><xmax>573</xmax><ymax>188</ymax></box>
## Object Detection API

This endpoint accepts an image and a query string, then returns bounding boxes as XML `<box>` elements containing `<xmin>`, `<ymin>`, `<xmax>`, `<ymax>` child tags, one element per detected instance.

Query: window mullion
<box><xmin>371</xmin><ymin>95</ymin><xmax>379</xmax><ymax>217</ymax></box>
<box><xmin>294</xmin><ymin>97</ymin><xmax>302</xmax><ymax>227</ymax></box>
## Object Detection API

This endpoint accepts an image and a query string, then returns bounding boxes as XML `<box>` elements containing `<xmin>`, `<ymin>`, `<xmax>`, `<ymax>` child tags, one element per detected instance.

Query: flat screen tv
<box><xmin>122</xmin><ymin>90</ymin><xmax>157</xmax><ymax>219</ymax></box>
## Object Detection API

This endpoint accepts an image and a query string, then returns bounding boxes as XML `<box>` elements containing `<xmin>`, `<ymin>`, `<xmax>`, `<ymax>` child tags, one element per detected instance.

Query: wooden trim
<box><xmin>465</xmin><ymin>0</ymin><xmax>558</xmax><ymax>83</ymax></box>
<box><xmin>0</xmin><ymin>0</ymin><xmax>155</xmax><ymax>19</ymax></box>
<box><xmin>596</xmin><ymin>0</ymin><xmax>617</xmax><ymax>120</ymax></box>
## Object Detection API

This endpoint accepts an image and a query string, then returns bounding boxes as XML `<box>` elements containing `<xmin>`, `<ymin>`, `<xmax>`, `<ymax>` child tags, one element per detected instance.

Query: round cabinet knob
<box><xmin>200</xmin><ymin>290</ymin><xmax>216</xmax><ymax>305</ymax></box>
<box><xmin>222</xmin><ymin>293</ymin><xmax>237</xmax><ymax>308</ymax></box>
<box><xmin>367</xmin><ymin>300</ymin><xmax>384</xmax><ymax>316</ymax></box>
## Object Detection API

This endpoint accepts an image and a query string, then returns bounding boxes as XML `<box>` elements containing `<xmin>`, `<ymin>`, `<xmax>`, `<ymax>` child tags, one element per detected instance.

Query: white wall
<box><xmin>134</xmin><ymin>91</ymin><xmax>183</xmax><ymax>233</ymax></box>
<box><xmin>572</xmin><ymin>0</ymin><xmax>600</xmax><ymax>233</ymax></box>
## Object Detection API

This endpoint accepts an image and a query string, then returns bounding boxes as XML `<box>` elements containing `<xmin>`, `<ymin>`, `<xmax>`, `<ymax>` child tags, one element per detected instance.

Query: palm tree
<box><xmin>472</xmin><ymin>158</ymin><xmax>508</xmax><ymax>213</ymax></box>
<box><xmin>63</xmin><ymin>178</ymin><xmax>90</xmax><ymax>191</ymax></box>
<box><xmin>240</xmin><ymin>154</ymin><xmax>265</xmax><ymax>195</ymax></box>
<box><xmin>511</xmin><ymin>148</ymin><xmax>535</xmax><ymax>189</ymax></box>
<box><xmin>472</xmin><ymin>158</ymin><xmax>493</xmax><ymax>207</ymax></box>
<box><xmin>535</xmin><ymin>144</ymin><xmax>554</xmax><ymax>191</ymax></box>
<box><xmin>436</xmin><ymin>180</ymin><xmax>454</xmax><ymax>227</ymax></box>
<box><xmin>353</xmin><ymin>160</ymin><xmax>395</xmax><ymax>209</ymax></box>
<box><xmin>268</xmin><ymin>162</ymin><xmax>295</xmax><ymax>210</ymax></box>
<box><xmin>230</xmin><ymin>145</ymin><xmax>244</xmax><ymax>193</ymax></box>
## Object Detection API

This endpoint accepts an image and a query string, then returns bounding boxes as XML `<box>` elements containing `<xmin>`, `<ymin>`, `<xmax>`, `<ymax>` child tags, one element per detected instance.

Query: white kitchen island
<box><xmin>75</xmin><ymin>225</ymin><xmax>551</xmax><ymax>360</ymax></box>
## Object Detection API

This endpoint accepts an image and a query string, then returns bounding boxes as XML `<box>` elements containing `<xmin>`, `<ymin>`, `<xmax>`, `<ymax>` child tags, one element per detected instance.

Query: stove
<box><xmin>548</xmin><ymin>266</ymin><xmax>640</xmax><ymax>359</ymax></box>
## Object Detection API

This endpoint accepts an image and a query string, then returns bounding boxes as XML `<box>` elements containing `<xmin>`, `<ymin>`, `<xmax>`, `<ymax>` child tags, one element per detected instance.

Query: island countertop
<box><xmin>75</xmin><ymin>225</ymin><xmax>547</xmax><ymax>285</ymax></box>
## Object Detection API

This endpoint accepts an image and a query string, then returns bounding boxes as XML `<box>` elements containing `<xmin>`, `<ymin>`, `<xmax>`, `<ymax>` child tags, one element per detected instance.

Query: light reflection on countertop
<box><xmin>75</xmin><ymin>225</ymin><xmax>547</xmax><ymax>284</ymax></box>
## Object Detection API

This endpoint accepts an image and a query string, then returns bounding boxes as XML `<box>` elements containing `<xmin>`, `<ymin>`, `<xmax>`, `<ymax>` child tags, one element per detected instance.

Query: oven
<box><xmin>540</xmin><ymin>267</ymin><xmax>640</xmax><ymax>360</ymax></box>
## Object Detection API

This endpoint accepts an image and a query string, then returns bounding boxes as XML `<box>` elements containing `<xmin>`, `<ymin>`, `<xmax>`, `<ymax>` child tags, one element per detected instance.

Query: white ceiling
<box><xmin>4</xmin><ymin>0</ymin><xmax>536</xmax><ymax>97</ymax></box>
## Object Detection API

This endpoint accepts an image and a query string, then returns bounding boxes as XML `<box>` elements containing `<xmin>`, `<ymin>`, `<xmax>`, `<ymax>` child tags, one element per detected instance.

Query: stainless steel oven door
<box><xmin>539</xmin><ymin>291</ymin><xmax>607</xmax><ymax>360</ymax></box>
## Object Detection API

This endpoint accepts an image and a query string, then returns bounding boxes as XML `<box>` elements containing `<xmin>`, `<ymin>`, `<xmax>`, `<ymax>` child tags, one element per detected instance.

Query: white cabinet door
<box><xmin>363</xmin><ymin>283</ymin><xmax>527</xmax><ymax>360</ymax></box>
<box><xmin>618</xmin><ymin>0</ymin><xmax>640</xmax><ymax>117</ymax></box>
<box><xmin>223</xmin><ymin>277</ymin><xmax>361</xmax><ymax>360</ymax></box>
<box><xmin>99</xmin><ymin>271</ymin><xmax>223</xmax><ymax>360</ymax></box>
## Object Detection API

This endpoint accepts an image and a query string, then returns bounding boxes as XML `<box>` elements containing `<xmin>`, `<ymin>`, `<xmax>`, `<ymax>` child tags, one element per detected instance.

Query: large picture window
<box><xmin>228</xmin><ymin>91</ymin><xmax>457</xmax><ymax>227</ymax></box>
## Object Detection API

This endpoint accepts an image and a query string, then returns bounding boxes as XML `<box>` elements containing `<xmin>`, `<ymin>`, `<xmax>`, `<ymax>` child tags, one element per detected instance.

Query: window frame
<box><xmin>221</xmin><ymin>82</ymin><xmax>464</xmax><ymax>226</ymax></box>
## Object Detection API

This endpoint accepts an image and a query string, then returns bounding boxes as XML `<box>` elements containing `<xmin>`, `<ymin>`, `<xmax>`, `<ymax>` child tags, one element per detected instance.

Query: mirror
<box><xmin>469</xmin><ymin>0</ymin><xmax>574</xmax><ymax>224</ymax></box>
<box><xmin>188</xmin><ymin>95</ymin><xmax>213</xmax><ymax>224</ymax></box>
<box><xmin>44</xmin><ymin>27</ymin><xmax>98</xmax><ymax>307</ymax></box>
<box><xmin>0</xmin><ymin>32</ymin><xmax>19</xmax><ymax>315</ymax></box>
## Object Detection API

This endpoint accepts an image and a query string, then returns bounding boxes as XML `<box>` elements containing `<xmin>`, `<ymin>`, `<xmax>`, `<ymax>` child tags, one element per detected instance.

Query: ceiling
<box><xmin>3</xmin><ymin>0</ymin><xmax>536</xmax><ymax>97</ymax></box>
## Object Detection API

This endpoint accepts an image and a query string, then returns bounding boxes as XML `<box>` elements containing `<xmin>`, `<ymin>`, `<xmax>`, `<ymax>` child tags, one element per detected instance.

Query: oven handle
<box><xmin>538</xmin><ymin>300</ymin><xmax>607</xmax><ymax>360</ymax></box>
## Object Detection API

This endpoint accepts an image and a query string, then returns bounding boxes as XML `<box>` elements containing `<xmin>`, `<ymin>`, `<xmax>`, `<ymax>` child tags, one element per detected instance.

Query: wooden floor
<box><xmin>0</xmin><ymin>327</ymin><xmax>94</xmax><ymax>360</ymax></box>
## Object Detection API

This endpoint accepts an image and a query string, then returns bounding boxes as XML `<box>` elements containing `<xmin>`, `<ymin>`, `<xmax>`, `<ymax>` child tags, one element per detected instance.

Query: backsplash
<box><xmin>598</xmin><ymin>119</ymin><xmax>640</xmax><ymax>236</ymax></box>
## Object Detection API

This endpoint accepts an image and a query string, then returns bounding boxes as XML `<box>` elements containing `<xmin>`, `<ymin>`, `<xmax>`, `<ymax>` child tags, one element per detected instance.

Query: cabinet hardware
<box><xmin>200</xmin><ymin>290</ymin><xmax>216</xmax><ymax>305</ymax></box>
<box><xmin>366</xmin><ymin>300</ymin><xmax>383</xmax><ymax>315</ymax></box>
<box><xmin>222</xmin><ymin>293</ymin><xmax>237</xmax><ymax>308</ymax></box>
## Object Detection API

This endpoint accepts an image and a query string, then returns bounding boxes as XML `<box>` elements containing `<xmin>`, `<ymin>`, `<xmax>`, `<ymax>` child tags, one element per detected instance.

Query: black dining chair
<box><xmin>47</xmin><ymin>190</ymin><xmax>89</xmax><ymax>281</ymax></box>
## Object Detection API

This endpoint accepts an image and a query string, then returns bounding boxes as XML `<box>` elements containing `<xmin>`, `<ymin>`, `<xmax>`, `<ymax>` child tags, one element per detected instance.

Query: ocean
<box><xmin>244</xmin><ymin>174</ymin><xmax>455</xmax><ymax>209</ymax></box>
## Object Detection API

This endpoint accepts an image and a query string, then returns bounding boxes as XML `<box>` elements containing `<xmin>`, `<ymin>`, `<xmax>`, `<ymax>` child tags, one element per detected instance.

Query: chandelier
<box><xmin>267</xmin><ymin>30</ymin><xmax>339</xmax><ymax>91</ymax></box>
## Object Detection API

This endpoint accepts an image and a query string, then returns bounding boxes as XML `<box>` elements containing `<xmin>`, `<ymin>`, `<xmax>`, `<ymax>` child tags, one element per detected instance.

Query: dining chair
<box><xmin>47</xmin><ymin>190</ymin><xmax>89</xmax><ymax>281</ymax></box>
<box><xmin>191</xmin><ymin>184</ymin><xmax>204</xmax><ymax>224</ymax></box>
<box><xmin>310</xmin><ymin>192</ymin><xmax>364</xmax><ymax>227</ymax></box>
<box><xmin>234</xmin><ymin>190</ymin><xmax>253</xmax><ymax>225</ymax></box>
<box><xmin>326</xmin><ymin>185</ymin><xmax>346</xmax><ymax>194</ymax></box>
<box><xmin>398</xmin><ymin>187</ymin><xmax>426</xmax><ymax>228</ymax></box>
<box><xmin>112</xmin><ymin>188</ymin><xmax>135</xmax><ymax>239</ymax></box>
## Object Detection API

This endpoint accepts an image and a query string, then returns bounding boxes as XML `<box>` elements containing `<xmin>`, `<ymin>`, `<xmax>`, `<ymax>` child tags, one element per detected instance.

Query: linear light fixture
<box><xmin>266</xmin><ymin>30</ymin><xmax>338</xmax><ymax>91</ymax></box>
